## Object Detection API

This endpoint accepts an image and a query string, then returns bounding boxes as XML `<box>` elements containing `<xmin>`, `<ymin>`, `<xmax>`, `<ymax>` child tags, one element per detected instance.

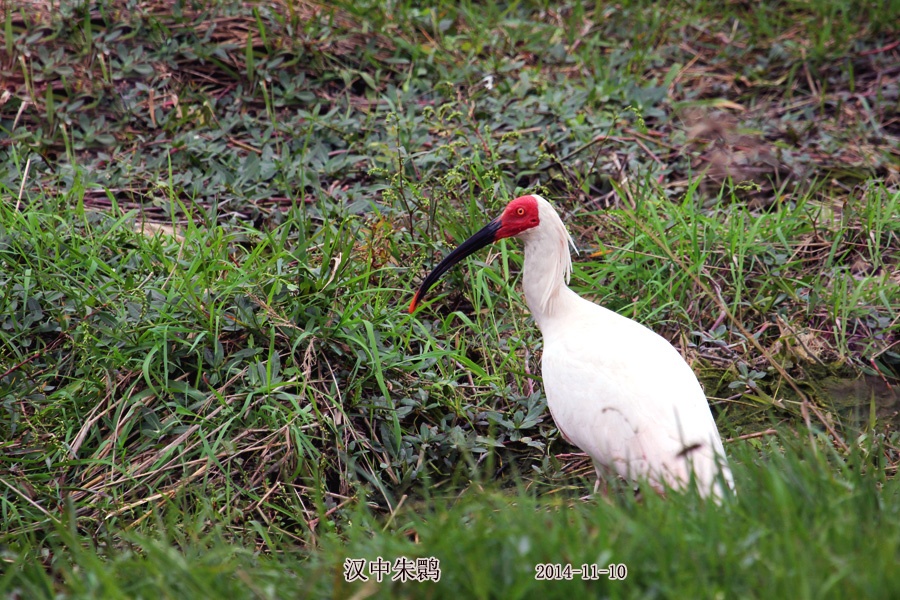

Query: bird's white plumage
<box><xmin>519</xmin><ymin>195</ymin><xmax>734</xmax><ymax>498</ymax></box>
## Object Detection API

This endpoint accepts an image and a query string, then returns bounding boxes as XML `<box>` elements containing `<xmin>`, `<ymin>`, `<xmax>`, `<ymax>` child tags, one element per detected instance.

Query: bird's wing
<box><xmin>541</xmin><ymin>303</ymin><xmax>731</xmax><ymax>494</ymax></box>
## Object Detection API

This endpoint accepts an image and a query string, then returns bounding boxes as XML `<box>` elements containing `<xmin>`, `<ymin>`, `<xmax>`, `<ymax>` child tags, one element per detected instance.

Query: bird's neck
<box><xmin>521</xmin><ymin>234</ymin><xmax>575</xmax><ymax>331</ymax></box>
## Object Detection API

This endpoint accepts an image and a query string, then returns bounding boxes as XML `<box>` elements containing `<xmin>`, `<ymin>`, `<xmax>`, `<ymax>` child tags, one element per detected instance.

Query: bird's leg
<box><xmin>582</xmin><ymin>462</ymin><xmax>611</xmax><ymax>503</ymax></box>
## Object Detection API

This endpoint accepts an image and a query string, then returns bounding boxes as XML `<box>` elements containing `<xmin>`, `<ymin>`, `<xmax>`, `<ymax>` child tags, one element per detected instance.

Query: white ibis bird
<box><xmin>409</xmin><ymin>194</ymin><xmax>734</xmax><ymax>499</ymax></box>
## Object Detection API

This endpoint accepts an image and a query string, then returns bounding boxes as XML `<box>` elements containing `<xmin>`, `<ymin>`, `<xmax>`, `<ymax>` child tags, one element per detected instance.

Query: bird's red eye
<box><xmin>516</xmin><ymin>207</ymin><xmax>525</xmax><ymax>216</ymax></box>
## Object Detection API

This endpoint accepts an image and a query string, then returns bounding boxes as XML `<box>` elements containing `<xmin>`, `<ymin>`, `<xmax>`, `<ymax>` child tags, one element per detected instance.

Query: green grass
<box><xmin>4</xmin><ymin>433</ymin><xmax>900</xmax><ymax>598</ymax></box>
<box><xmin>1</xmin><ymin>0</ymin><xmax>899</xmax><ymax>597</ymax></box>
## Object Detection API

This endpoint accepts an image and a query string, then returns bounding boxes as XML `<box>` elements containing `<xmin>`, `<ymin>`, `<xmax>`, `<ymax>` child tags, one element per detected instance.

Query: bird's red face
<box><xmin>408</xmin><ymin>195</ymin><xmax>541</xmax><ymax>313</ymax></box>
<box><xmin>496</xmin><ymin>195</ymin><xmax>541</xmax><ymax>239</ymax></box>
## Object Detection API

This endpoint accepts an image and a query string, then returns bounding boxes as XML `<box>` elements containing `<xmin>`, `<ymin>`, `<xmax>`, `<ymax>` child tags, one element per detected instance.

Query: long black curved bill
<box><xmin>409</xmin><ymin>217</ymin><xmax>501</xmax><ymax>313</ymax></box>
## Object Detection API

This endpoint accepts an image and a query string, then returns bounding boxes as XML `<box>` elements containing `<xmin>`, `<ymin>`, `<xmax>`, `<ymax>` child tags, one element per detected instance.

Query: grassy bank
<box><xmin>1</xmin><ymin>0</ymin><xmax>899</xmax><ymax>596</ymax></box>
<box><xmin>4</xmin><ymin>434</ymin><xmax>900</xmax><ymax>598</ymax></box>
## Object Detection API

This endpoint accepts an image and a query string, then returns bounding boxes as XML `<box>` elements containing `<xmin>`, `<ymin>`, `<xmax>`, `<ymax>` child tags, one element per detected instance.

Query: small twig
<box><xmin>710</xmin><ymin>307</ymin><xmax>727</xmax><ymax>332</ymax></box>
<box><xmin>800</xmin><ymin>399</ymin><xmax>817</xmax><ymax>449</ymax></box>
<box><xmin>249</xmin><ymin>481</ymin><xmax>282</xmax><ymax>514</ymax></box>
<box><xmin>227</xmin><ymin>137</ymin><xmax>262</xmax><ymax>154</ymax></box>
<box><xmin>567</xmin><ymin>20</ymin><xmax>594</xmax><ymax>54</ymax></box>
<box><xmin>15</xmin><ymin>156</ymin><xmax>31</xmax><ymax>211</ymax></box>
<box><xmin>803</xmin><ymin>58</ymin><xmax>820</xmax><ymax>97</ymax></box>
<box><xmin>0</xmin><ymin>331</ymin><xmax>67</xmax><ymax>380</ymax></box>
<box><xmin>12</xmin><ymin>98</ymin><xmax>28</xmax><ymax>131</ymax></box>
<box><xmin>609</xmin><ymin>153</ymin><xmax>636</xmax><ymax>209</ymax></box>
<box><xmin>632</xmin><ymin>137</ymin><xmax>665</xmax><ymax>168</ymax></box>
<box><xmin>804</xmin><ymin>399</ymin><xmax>849</xmax><ymax>452</ymax></box>
<box><xmin>382</xmin><ymin>493</ymin><xmax>408</xmax><ymax>531</ymax></box>
<box><xmin>869</xmin><ymin>357</ymin><xmax>894</xmax><ymax>391</ymax></box>
<box><xmin>622</xmin><ymin>127</ymin><xmax>682</xmax><ymax>152</ymax></box>
<box><xmin>726</xmin><ymin>428</ymin><xmax>777</xmax><ymax>443</ymax></box>
<box><xmin>0</xmin><ymin>477</ymin><xmax>57</xmax><ymax>522</ymax></box>
<box><xmin>859</xmin><ymin>40</ymin><xmax>900</xmax><ymax>56</ymax></box>
<box><xmin>307</xmin><ymin>496</ymin><xmax>356</xmax><ymax>530</ymax></box>
<box><xmin>523</xmin><ymin>346</ymin><xmax>534</xmax><ymax>397</ymax></box>
<box><xmin>558</xmin><ymin>134</ymin><xmax>621</xmax><ymax>163</ymax></box>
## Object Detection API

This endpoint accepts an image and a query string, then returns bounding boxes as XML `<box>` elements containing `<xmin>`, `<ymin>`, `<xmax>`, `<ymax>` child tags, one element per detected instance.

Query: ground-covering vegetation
<box><xmin>1</xmin><ymin>0</ymin><xmax>899</xmax><ymax>597</ymax></box>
